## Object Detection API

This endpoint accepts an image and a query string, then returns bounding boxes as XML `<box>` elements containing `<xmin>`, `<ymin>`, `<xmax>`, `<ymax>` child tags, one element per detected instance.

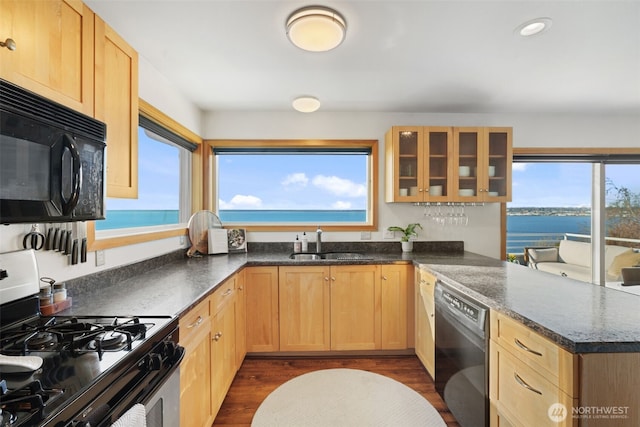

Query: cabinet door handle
<box><xmin>382</xmin><ymin>275</ymin><xmax>388</xmax><ymax>280</ymax></box>
<box><xmin>514</xmin><ymin>338</ymin><xmax>543</xmax><ymax>357</ymax></box>
<box><xmin>223</xmin><ymin>288</ymin><xmax>233</xmax><ymax>297</ymax></box>
<box><xmin>187</xmin><ymin>315</ymin><xmax>203</xmax><ymax>328</ymax></box>
<box><xmin>213</xmin><ymin>332</ymin><xmax>223</xmax><ymax>341</ymax></box>
<box><xmin>331</xmin><ymin>276</ymin><xmax>336</xmax><ymax>281</ymax></box>
<box><xmin>324</xmin><ymin>276</ymin><xmax>330</xmax><ymax>281</ymax></box>
<box><xmin>238</xmin><ymin>286</ymin><xmax>243</xmax><ymax>290</ymax></box>
<box><xmin>514</xmin><ymin>373</ymin><xmax>542</xmax><ymax>395</ymax></box>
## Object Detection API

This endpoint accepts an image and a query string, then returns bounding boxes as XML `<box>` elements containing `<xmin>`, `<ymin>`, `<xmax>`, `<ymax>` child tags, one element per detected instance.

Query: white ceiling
<box><xmin>86</xmin><ymin>0</ymin><xmax>640</xmax><ymax>115</ymax></box>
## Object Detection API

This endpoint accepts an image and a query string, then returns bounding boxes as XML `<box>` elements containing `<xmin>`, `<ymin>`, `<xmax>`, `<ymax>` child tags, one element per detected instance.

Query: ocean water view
<box><xmin>95</xmin><ymin>210</ymin><xmax>180</xmax><ymax>230</ymax></box>
<box><xmin>506</xmin><ymin>215</ymin><xmax>591</xmax><ymax>255</ymax></box>
<box><xmin>97</xmin><ymin>210</ymin><xmax>593</xmax><ymax>256</ymax></box>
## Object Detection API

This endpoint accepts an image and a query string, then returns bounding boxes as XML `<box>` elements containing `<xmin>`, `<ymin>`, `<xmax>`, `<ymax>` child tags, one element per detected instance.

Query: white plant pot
<box><xmin>401</xmin><ymin>241</ymin><xmax>413</xmax><ymax>252</ymax></box>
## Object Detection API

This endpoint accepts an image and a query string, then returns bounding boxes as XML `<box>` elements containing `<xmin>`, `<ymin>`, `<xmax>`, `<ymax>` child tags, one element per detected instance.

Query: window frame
<box><xmin>203</xmin><ymin>139</ymin><xmax>378</xmax><ymax>231</ymax></box>
<box><xmin>503</xmin><ymin>147</ymin><xmax>640</xmax><ymax>283</ymax></box>
<box><xmin>87</xmin><ymin>99</ymin><xmax>201</xmax><ymax>250</ymax></box>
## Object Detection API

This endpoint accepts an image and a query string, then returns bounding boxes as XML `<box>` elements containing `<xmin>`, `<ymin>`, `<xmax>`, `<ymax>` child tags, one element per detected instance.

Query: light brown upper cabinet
<box><xmin>94</xmin><ymin>15</ymin><xmax>139</xmax><ymax>198</ymax></box>
<box><xmin>385</xmin><ymin>126</ymin><xmax>512</xmax><ymax>203</ymax></box>
<box><xmin>454</xmin><ymin>127</ymin><xmax>512</xmax><ymax>202</ymax></box>
<box><xmin>0</xmin><ymin>0</ymin><xmax>95</xmax><ymax>115</ymax></box>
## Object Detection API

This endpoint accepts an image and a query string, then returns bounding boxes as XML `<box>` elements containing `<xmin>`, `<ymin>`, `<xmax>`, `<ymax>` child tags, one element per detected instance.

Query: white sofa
<box><xmin>526</xmin><ymin>240</ymin><xmax>640</xmax><ymax>282</ymax></box>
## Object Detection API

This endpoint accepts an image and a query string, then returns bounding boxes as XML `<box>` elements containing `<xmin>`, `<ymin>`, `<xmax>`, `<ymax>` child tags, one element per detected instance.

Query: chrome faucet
<box><xmin>316</xmin><ymin>225</ymin><xmax>322</xmax><ymax>253</ymax></box>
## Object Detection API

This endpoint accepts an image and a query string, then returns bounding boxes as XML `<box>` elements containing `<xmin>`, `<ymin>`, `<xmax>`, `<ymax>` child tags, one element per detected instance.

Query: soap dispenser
<box><xmin>294</xmin><ymin>235</ymin><xmax>302</xmax><ymax>253</ymax></box>
<box><xmin>301</xmin><ymin>232</ymin><xmax>309</xmax><ymax>252</ymax></box>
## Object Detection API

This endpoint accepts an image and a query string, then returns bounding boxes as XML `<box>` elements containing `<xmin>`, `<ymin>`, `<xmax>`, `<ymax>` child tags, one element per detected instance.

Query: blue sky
<box><xmin>510</xmin><ymin>163</ymin><xmax>639</xmax><ymax>208</ymax></box>
<box><xmin>217</xmin><ymin>154</ymin><xmax>368</xmax><ymax>210</ymax></box>
<box><xmin>106</xmin><ymin>128</ymin><xmax>180</xmax><ymax>210</ymax></box>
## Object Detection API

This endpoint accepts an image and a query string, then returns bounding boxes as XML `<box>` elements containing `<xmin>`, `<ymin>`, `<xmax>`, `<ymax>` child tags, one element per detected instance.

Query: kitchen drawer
<box><xmin>179</xmin><ymin>297</ymin><xmax>211</xmax><ymax>344</ymax></box>
<box><xmin>490</xmin><ymin>340</ymin><xmax>577</xmax><ymax>427</ymax></box>
<box><xmin>490</xmin><ymin>311</ymin><xmax>577</xmax><ymax>395</ymax></box>
<box><xmin>211</xmin><ymin>276</ymin><xmax>236</xmax><ymax>315</ymax></box>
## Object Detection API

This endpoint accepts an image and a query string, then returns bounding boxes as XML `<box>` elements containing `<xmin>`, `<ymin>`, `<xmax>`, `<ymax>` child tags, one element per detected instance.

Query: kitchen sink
<box><xmin>289</xmin><ymin>252</ymin><xmax>373</xmax><ymax>261</ymax></box>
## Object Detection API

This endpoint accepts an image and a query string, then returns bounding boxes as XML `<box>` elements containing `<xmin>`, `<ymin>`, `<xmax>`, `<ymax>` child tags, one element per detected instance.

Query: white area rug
<box><xmin>251</xmin><ymin>368</ymin><xmax>447</xmax><ymax>427</ymax></box>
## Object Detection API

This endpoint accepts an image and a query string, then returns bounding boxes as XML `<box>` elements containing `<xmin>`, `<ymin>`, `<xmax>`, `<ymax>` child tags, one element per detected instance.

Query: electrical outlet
<box><xmin>360</xmin><ymin>231</ymin><xmax>371</xmax><ymax>240</ymax></box>
<box><xmin>383</xmin><ymin>229</ymin><xmax>395</xmax><ymax>239</ymax></box>
<box><xmin>179</xmin><ymin>235</ymin><xmax>185</xmax><ymax>245</ymax></box>
<box><xmin>95</xmin><ymin>250</ymin><xmax>105</xmax><ymax>266</ymax></box>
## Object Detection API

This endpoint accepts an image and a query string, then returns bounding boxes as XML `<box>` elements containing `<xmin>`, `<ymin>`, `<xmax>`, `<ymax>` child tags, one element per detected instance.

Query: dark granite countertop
<box><xmin>62</xmin><ymin>244</ymin><xmax>640</xmax><ymax>354</ymax></box>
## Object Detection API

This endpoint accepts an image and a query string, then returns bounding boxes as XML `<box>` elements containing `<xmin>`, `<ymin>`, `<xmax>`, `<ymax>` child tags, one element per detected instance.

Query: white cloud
<box><xmin>312</xmin><ymin>175</ymin><xmax>366</xmax><ymax>197</ymax></box>
<box><xmin>219</xmin><ymin>195</ymin><xmax>262</xmax><ymax>209</ymax></box>
<box><xmin>282</xmin><ymin>173</ymin><xmax>309</xmax><ymax>187</ymax></box>
<box><xmin>332</xmin><ymin>201</ymin><xmax>352</xmax><ymax>209</ymax></box>
<box><xmin>512</xmin><ymin>163</ymin><xmax>527</xmax><ymax>172</ymax></box>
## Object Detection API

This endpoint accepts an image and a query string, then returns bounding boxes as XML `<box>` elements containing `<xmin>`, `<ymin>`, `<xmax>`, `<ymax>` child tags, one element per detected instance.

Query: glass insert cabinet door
<box><xmin>385</xmin><ymin>126</ymin><xmax>453</xmax><ymax>202</ymax></box>
<box><xmin>453</xmin><ymin>127</ymin><xmax>512</xmax><ymax>201</ymax></box>
<box><xmin>385</xmin><ymin>126</ymin><xmax>511</xmax><ymax>202</ymax></box>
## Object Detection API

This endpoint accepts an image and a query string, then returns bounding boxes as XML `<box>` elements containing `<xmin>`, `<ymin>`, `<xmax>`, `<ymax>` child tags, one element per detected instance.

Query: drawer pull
<box><xmin>187</xmin><ymin>316</ymin><xmax>203</xmax><ymax>328</ymax></box>
<box><xmin>213</xmin><ymin>332</ymin><xmax>223</xmax><ymax>341</ymax></box>
<box><xmin>514</xmin><ymin>373</ymin><xmax>542</xmax><ymax>395</ymax></box>
<box><xmin>223</xmin><ymin>288</ymin><xmax>233</xmax><ymax>297</ymax></box>
<box><xmin>514</xmin><ymin>338</ymin><xmax>543</xmax><ymax>357</ymax></box>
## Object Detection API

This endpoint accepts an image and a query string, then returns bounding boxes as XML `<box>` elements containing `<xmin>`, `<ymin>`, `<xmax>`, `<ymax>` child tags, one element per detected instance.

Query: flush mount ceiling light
<box><xmin>292</xmin><ymin>96</ymin><xmax>321</xmax><ymax>113</ymax></box>
<box><xmin>518</xmin><ymin>17</ymin><xmax>553</xmax><ymax>37</ymax></box>
<box><xmin>286</xmin><ymin>6</ymin><xmax>347</xmax><ymax>52</ymax></box>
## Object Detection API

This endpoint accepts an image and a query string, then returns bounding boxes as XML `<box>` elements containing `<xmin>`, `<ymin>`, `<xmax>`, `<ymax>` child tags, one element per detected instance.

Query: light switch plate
<box><xmin>383</xmin><ymin>230</ymin><xmax>395</xmax><ymax>239</ymax></box>
<box><xmin>360</xmin><ymin>231</ymin><xmax>371</xmax><ymax>240</ymax></box>
<box><xmin>95</xmin><ymin>250</ymin><xmax>105</xmax><ymax>266</ymax></box>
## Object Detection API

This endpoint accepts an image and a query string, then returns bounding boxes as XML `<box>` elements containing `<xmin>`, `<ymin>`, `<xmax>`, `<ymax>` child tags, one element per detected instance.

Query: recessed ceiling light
<box><xmin>292</xmin><ymin>96</ymin><xmax>321</xmax><ymax>113</ymax></box>
<box><xmin>286</xmin><ymin>6</ymin><xmax>346</xmax><ymax>52</ymax></box>
<box><xmin>518</xmin><ymin>17</ymin><xmax>552</xmax><ymax>37</ymax></box>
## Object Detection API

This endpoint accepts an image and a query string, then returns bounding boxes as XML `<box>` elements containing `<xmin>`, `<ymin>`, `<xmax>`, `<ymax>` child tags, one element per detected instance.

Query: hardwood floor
<box><xmin>212</xmin><ymin>355</ymin><xmax>460</xmax><ymax>426</ymax></box>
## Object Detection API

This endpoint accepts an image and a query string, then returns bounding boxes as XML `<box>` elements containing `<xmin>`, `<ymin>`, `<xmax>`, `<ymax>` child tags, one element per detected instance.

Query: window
<box><xmin>88</xmin><ymin>101</ymin><xmax>199</xmax><ymax>249</ymax></box>
<box><xmin>96</xmin><ymin>125</ymin><xmax>191</xmax><ymax>232</ymax></box>
<box><xmin>507</xmin><ymin>152</ymin><xmax>640</xmax><ymax>284</ymax></box>
<box><xmin>209</xmin><ymin>140</ymin><xmax>377</xmax><ymax>230</ymax></box>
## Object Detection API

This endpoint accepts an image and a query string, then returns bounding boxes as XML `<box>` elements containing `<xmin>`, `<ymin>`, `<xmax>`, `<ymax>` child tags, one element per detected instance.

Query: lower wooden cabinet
<box><xmin>331</xmin><ymin>265</ymin><xmax>382</xmax><ymax>350</ymax></box>
<box><xmin>180</xmin><ymin>273</ymin><xmax>244</xmax><ymax>426</ymax></box>
<box><xmin>279</xmin><ymin>266</ymin><xmax>331</xmax><ymax>351</ymax></box>
<box><xmin>415</xmin><ymin>268</ymin><xmax>436</xmax><ymax>377</ymax></box>
<box><xmin>245</xmin><ymin>266</ymin><xmax>280</xmax><ymax>352</ymax></box>
<box><xmin>277</xmin><ymin>264</ymin><xmax>411</xmax><ymax>352</ymax></box>
<box><xmin>381</xmin><ymin>264</ymin><xmax>411</xmax><ymax>349</ymax></box>
<box><xmin>179</xmin><ymin>297</ymin><xmax>214</xmax><ymax>427</ymax></box>
<box><xmin>211</xmin><ymin>277</ymin><xmax>237</xmax><ymax>417</ymax></box>
<box><xmin>235</xmin><ymin>268</ymin><xmax>247</xmax><ymax>366</ymax></box>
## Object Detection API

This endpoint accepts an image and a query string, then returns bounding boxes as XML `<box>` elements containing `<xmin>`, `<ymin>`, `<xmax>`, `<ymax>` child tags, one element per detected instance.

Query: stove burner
<box><xmin>89</xmin><ymin>332</ymin><xmax>127</xmax><ymax>351</ymax></box>
<box><xmin>26</xmin><ymin>332</ymin><xmax>57</xmax><ymax>351</ymax></box>
<box><xmin>0</xmin><ymin>316</ymin><xmax>153</xmax><ymax>359</ymax></box>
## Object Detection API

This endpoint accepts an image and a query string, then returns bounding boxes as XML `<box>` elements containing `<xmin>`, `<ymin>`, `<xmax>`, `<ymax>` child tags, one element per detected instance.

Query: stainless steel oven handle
<box><xmin>514</xmin><ymin>372</ymin><xmax>543</xmax><ymax>395</ymax></box>
<box><xmin>514</xmin><ymin>338</ymin><xmax>543</xmax><ymax>357</ymax></box>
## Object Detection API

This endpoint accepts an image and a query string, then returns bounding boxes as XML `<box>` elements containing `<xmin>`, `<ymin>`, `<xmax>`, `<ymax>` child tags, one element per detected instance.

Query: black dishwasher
<box><xmin>434</xmin><ymin>280</ymin><xmax>488</xmax><ymax>427</ymax></box>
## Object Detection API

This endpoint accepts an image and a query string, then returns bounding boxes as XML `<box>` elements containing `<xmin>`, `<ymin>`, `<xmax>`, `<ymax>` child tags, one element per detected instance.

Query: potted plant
<box><xmin>387</xmin><ymin>223</ymin><xmax>423</xmax><ymax>252</ymax></box>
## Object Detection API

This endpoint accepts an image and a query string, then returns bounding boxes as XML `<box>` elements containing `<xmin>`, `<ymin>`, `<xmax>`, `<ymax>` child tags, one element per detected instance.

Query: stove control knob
<box><xmin>163</xmin><ymin>341</ymin><xmax>177</xmax><ymax>358</ymax></box>
<box><xmin>147</xmin><ymin>353</ymin><xmax>163</xmax><ymax>371</ymax></box>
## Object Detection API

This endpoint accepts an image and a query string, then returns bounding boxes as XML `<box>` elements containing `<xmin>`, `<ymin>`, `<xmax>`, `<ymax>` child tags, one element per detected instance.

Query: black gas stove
<box><xmin>0</xmin><ymin>250</ymin><xmax>183</xmax><ymax>427</ymax></box>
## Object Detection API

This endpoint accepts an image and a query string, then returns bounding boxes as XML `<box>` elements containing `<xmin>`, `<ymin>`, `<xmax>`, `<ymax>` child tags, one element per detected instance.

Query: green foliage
<box><xmin>387</xmin><ymin>223</ymin><xmax>423</xmax><ymax>242</ymax></box>
<box><xmin>606</xmin><ymin>179</ymin><xmax>640</xmax><ymax>248</ymax></box>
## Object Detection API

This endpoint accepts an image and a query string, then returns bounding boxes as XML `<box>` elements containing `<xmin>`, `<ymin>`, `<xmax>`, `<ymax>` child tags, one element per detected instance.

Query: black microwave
<box><xmin>0</xmin><ymin>79</ymin><xmax>106</xmax><ymax>224</ymax></box>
